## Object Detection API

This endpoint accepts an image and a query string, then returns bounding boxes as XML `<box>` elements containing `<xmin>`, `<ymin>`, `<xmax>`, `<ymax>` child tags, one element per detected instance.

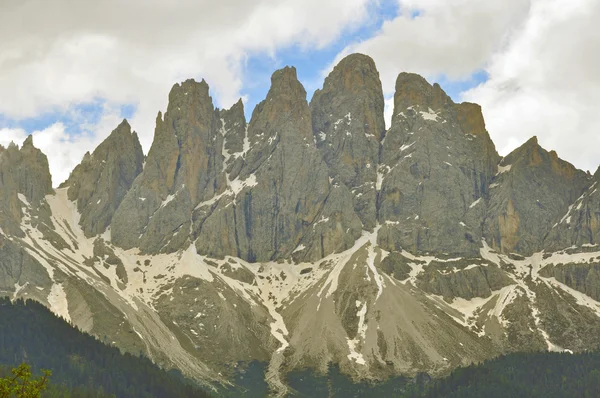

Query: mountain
<box><xmin>2</xmin><ymin>53</ymin><xmax>600</xmax><ymax>396</ymax></box>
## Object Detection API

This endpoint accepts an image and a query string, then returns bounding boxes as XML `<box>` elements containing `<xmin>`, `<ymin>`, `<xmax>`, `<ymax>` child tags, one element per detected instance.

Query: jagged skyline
<box><xmin>1</xmin><ymin>0</ymin><xmax>599</xmax><ymax>186</ymax></box>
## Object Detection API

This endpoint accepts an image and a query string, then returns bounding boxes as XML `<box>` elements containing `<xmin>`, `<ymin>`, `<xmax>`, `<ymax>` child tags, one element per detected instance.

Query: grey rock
<box><xmin>484</xmin><ymin>137</ymin><xmax>591</xmax><ymax>255</ymax></box>
<box><xmin>310</xmin><ymin>53</ymin><xmax>384</xmax><ymax>229</ymax></box>
<box><xmin>195</xmin><ymin>67</ymin><xmax>362</xmax><ymax>262</ymax></box>
<box><xmin>111</xmin><ymin>79</ymin><xmax>226</xmax><ymax>253</ymax></box>
<box><xmin>377</xmin><ymin>73</ymin><xmax>500</xmax><ymax>255</ymax></box>
<box><xmin>218</xmin><ymin>98</ymin><xmax>246</xmax><ymax>162</ymax></box>
<box><xmin>0</xmin><ymin>233</ymin><xmax>52</xmax><ymax>294</ymax></box>
<box><xmin>61</xmin><ymin>119</ymin><xmax>144</xmax><ymax>237</ymax></box>
<box><xmin>378</xmin><ymin>252</ymin><xmax>414</xmax><ymax>280</ymax></box>
<box><xmin>539</xmin><ymin>262</ymin><xmax>600</xmax><ymax>301</ymax></box>
<box><xmin>543</xmin><ymin>168</ymin><xmax>600</xmax><ymax>250</ymax></box>
<box><xmin>416</xmin><ymin>260</ymin><xmax>513</xmax><ymax>300</ymax></box>
<box><xmin>0</xmin><ymin>136</ymin><xmax>53</xmax><ymax>237</ymax></box>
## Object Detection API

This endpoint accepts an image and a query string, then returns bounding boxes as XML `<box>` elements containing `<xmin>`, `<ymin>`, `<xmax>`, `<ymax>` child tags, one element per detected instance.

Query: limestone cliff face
<box><xmin>484</xmin><ymin>137</ymin><xmax>591</xmax><ymax>255</ymax></box>
<box><xmin>310</xmin><ymin>53</ymin><xmax>385</xmax><ymax>229</ymax></box>
<box><xmin>194</xmin><ymin>66</ymin><xmax>362</xmax><ymax>262</ymax></box>
<box><xmin>61</xmin><ymin>120</ymin><xmax>144</xmax><ymax>237</ymax></box>
<box><xmin>0</xmin><ymin>137</ymin><xmax>53</xmax><ymax>237</ymax></box>
<box><xmin>0</xmin><ymin>136</ymin><xmax>54</xmax><ymax>298</ymax></box>
<box><xmin>377</xmin><ymin>73</ymin><xmax>500</xmax><ymax>256</ymax></box>
<box><xmin>111</xmin><ymin>79</ymin><xmax>226</xmax><ymax>253</ymax></box>
<box><xmin>217</xmin><ymin>98</ymin><xmax>246</xmax><ymax>167</ymax></box>
<box><xmin>543</xmin><ymin>167</ymin><xmax>600</xmax><ymax>250</ymax></box>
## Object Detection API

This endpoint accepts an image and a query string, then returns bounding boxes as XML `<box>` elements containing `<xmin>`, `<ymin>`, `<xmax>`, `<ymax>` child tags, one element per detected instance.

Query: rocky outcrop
<box><xmin>194</xmin><ymin>67</ymin><xmax>362</xmax><ymax>262</ymax></box>
<box><xmin>218</xmin><ymin>98</ymin><xmax>247</xmax><ymax>164</ymax></box>
<box><xmin>377</xmin><ymin>73</ymin><xmax>500</xmax><ymax>255</ymax></box>
<box><xmin>0</xmin><ymin>233</ymin><xmax>52</xmax><ymax>295</ymax></box>
<box><xmin>539</xmin><ymin>262</ymin><xmax>600</xmax><ymax>301</ymax></box>
<box><xmin>416</xmin><ymin>260</ymin><xmax>514</xmax><ymax>301</ymax></box>
<box><xmin>111</xmin><ymin>79</ymin><xmax>226</xmax><ymax>253</ymax></box>
<box><xmin>61</xmin><ymin>120</ymin><xmax>144</xmax><ymax>237</ymax></box>
<box><xmin>310</xmin><ymin>53</ymin><xmax>384</xmax><ymax>229</ymax></box>
<box><xmin>543</xmin><ymin>168</ymin><xmax>600</xmax><ymax>251</ymax></box>
<box><xmin>484</xmin><ymin>137</ymin><xmax>591</xmax><ymax>255</ymax></box>
<box><xmin>0</xmin><ymin>137</ymin><xmax>53</xmax><ymax>237</ymax></box>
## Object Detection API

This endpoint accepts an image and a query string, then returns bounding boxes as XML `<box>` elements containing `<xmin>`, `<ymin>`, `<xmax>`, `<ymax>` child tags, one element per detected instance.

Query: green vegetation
<box><xmin>407</xmin><ymin>351</ymin><xmax>600</xmax><ymax>398</ymax></box>
<box><xmin>0</xmin><ymin>363</ymin><xmax>50</xmax><ymax>398</ymax></box>
<box><xmin>0</xmin><ymin>298</ymin><xmax>210</xmax><ymax>398</ymax></box>
<box><xmin>220</xmin><ymin>353</ymin><xmax>600</xmax><ymax>397</ymax></box>
<box><xmin>3</xmin><ymin>296</ymin><xmax>600</xmax><ymax>397</ymax></box>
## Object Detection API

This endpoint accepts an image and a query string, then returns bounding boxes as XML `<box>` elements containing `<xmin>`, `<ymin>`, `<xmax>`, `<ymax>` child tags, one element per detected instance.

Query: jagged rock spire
<box><xmin>61</xmin><ymin>119</ymin><xmax>144</xmax><ymax>237</ymax></box>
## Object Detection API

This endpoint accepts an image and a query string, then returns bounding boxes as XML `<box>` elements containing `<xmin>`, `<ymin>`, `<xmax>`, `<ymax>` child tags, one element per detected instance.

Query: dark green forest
<box><xmin>0</xmin><ymin>298</ymin><xmax>210</xmax><ymax>398</ymax></box>
<box><xmin>223</xmin><ymin>352</ymin><xmax>600</xmax><ymax>397</ymax></box>
<box><xmin>407</xmin><ymin>351</ymin><xmax>600</xmax><ymax>398</ymax></box>
<box><xmin>3</xmin><ymin>296</ymin><xmax>600</xmax><ymax>397</ymax></box>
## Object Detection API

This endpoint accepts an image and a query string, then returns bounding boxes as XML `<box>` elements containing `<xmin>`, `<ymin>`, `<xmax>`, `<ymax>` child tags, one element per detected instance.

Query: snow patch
<box><xmin>17</xmin><ymin>193</ymin><xmax>30</xmax><ymax>207</ymax></box>
<box><xmin>497</xmin><ymin>164</ymin><xmax>512</xmax><ymax>174</ymax></box>
<box><xmin>400</xmin><ymin>142</ymin><xmax>415</xmax><ymax>152</ymax></box>
<box><xmin>48</xmin><ymin>283</ymin><xmax>71</xmax><ymax>323</ymax></box>
<box><xmin>469</xmin><ymin>198</ymin><xmax>482</xmax><ymax>209</ymax></box>
<box><xmin>292</xmin><ymin>244</ymin><xmax>306</xmax><ymax>254</ymax></box>
<box><xmin>420</xmin><ymin>108</ymin><xmax>439</xmax><ymax>121</ymax></box>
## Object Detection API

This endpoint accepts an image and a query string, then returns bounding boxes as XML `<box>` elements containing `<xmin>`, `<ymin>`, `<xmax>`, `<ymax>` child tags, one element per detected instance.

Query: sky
<box><xmin>0</xmin><ymin>0</ymin><xmax>598</xmax><ymax>186</ymax></box>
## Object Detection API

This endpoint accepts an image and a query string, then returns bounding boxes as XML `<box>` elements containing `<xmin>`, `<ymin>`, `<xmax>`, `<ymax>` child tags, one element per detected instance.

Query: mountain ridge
<box><xmin>2</xmin><ymin>52</ymin><xmax>600</xmax><ymax>396</ymax></box>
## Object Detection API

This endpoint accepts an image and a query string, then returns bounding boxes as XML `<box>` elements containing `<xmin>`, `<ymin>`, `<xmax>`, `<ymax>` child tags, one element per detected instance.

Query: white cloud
<box><xmin>327</xmin><ymin>0</ymin><xmax>531</xmax><ymax>94</ymax></box>
<box><xmin>331</xmin><ymin>0</ymin><xmax>599</xmax><ymax>172</ymax></box>
<box><xmin>463</xmin><ymin>0</ymin><xmax>600</xmax><ymax>172</ymax></box>
<box><xmin>0</xmin><ymin>102</ymin><xmax>124</xmax><ymax>186</ymax></box>
<box><xmin>0</xmin><ymin>125</ymin><xmax>95</xmax><ymax>187</ymax></box>
<box><xmin>0</xmin><ymin>0</ymin><xmax>373</xmax><ymax>181</ymax></box>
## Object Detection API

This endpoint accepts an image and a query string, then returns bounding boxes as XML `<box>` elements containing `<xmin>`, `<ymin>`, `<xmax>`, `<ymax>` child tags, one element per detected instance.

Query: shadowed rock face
<box><xmin>61</xmin><ymin>119</ymin><xmax>144</xmax><ymax>237</ymax></box>
<box><xmin>311</xmin><ymin>53</ymin><xmax>385</xmax><ymax>229</ymax></box>
<box><xmin>194</xmin><ymin>66</ymin><xmax>362</xmax><ymax>262</ymax></box>
<box><xmin>484</xmin><ymin>137</ymin><xmax>591</xmax><ymax>255</ymax></box>
<box><xmin>543</xmin><ymin>167</ymin><xmax>600</xmax><ymax>251</ymax></box>
<box><xmin>111</xmin><ymin>79</ymin><xmax>227</xmax><ymax>253</ymax></box>
<box><xmin>377</xmin><ymin>72</ymin><xmax>500</xmax><ymax>256</ymax></box>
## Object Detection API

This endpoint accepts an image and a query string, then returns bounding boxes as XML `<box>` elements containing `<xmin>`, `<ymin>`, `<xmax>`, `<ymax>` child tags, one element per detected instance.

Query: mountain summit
<box><xmin>2</xmin><ymin>53</ymin><xmax>600</xmax><ymax>395</ymax></box>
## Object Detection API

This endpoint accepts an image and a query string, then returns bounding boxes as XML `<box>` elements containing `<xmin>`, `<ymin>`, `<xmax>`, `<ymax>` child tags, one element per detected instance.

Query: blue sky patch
<box><xmin>239</xmin><ymin>0</ymin><xmax>400</xmax><ymax>121</ymax></box>
<box><xmin>1</xmin><ymin>1</ymin><xmax>487</xmax><ymax>138</ymax></box>
<box><xmin>0</xmin><ymin>101</ymin><xmax>137</xmax><ymax>136</ymax></box>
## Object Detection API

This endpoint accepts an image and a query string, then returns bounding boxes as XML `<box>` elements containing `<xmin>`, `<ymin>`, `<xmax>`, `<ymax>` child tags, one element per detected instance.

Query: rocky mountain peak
<box><xmin>111</xmin><ymin>76</ymin><xmax>226</xmax><ymax>253</ymax></box>
<box><xmin>455</xmin><ymin>102</ymin><xmax>487</xmax><ymax>137</ymax></box>
<box><xmin>5</xmin><ymin>54</ymin><xmax>600</xmax><ymax>396</ymax></box>
<box><xmin>484</xmin><ymin>137</ymin><xmax>590</xmax><ymax>254</ymax></box>
<box><xmin>167</xmin><ymin>78</ymin><xmax>210</xmax><ymax>109</ymax></box>
<box><xmin>61</xmin><ymin>119</ymin><xmax>144</xmax><ymax>237</ymax></box>
<box><xmin>218</xmin><ymin>98</ymin><xmax>247</xmax><ymax>158</ymax></box>
<box><xmin>14</xmin><ymin>136</ymin><xmax>53</xmax><ymax>205</ymax></box>
<box><xmin>310</xmin><ymin>53</ymin><xmax>384</xmax><ymax>229</ymax></box>
<box><xmin>392</xmin><ymin>72</ymin><xmax>452</xmax><ymax>125</ymax></box>
<box><xmin>262</xmin><ymin>66</ymin><xmax>307</xmax><ymax>121</ymax></box>
<box><xmin>22</xmin><ymin>134</ymin><xmax>34</xmax><ymax>148</ymax></box>
<box><xmin>0</xmin><ymin>135</ymin><xmax>53</xmax><ymax>237</ymax></box>
<box><xmin>503</xmin><ymin>136</ymin><xmax>584</xmax><ymax>181</ymax></box>
<box><xmin>247</xmin><ymin>66</ymin><xmax>311</xmax><ymax>147</ymax></box>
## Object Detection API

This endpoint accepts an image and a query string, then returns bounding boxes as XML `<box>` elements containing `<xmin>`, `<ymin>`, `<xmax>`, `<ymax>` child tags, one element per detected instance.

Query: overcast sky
<box><xmin>0</xmin><ymin>0</ymin><xmax>598</xmax><ymax>185</ymax></box>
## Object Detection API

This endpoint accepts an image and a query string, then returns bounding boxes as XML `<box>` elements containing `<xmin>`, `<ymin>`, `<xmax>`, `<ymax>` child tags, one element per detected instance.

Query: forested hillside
<box><xmin>408</xmin><ymin>351</ymin><xmax>600</xmax><ymax>398</ymax></box>
<box><xmin>0</xmin><ymin>298</ymin><xmax>210</xmax><ymax>398</ymax></box>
